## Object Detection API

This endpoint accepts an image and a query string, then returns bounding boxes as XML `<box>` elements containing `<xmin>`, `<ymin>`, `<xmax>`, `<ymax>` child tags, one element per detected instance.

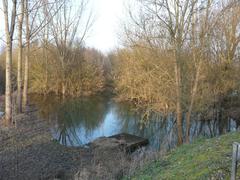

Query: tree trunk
<box><xmin>62</xmin><ymin>82</ymin><xmax>66</xmax><ymax>96</ymax></box>
<box><xmin>17</xmin><ymin>0</ymin><xmax>24</xmax><ymax>113</ymax></box>
<box><xmin>175</xmin><ymin>49</ymin><xmax>183</xmax><ymax>145</ymax></box>
<box><xmin>17</xmin><ymin>39</ymin><xmax>23</xmax><ymax>113</ymax></box>
<box><xmin>186</xmin><ymin>0</ymin><xmax>211</xmax><ymax>143</ymax></box>
<box><xmin>2</xmin><ymin>0</ymin><xmax>17</xmax><ymax>124</ymax></box>
<box><xmin>23</xmin><ymin>0</ymin><xmax>30</xmax><ymax>110</ymax></box>
<box><xmin>43</xmin><ymin>40</ymin><xmax>48</xmax><ymax>93</ymax></box>
<box><xmin>186</xmin><ymin>61</ymin><xmax>201</xmax><ymax>143</ymax></box>
<box><xmin>5</xmin><ymin>44</ymin><xmax>12</xmax><ymax>124</ymax></box>
<box><xmin>23</xmin><ymin>45</ymin><xmax>29</xmax><ymax>109</ymax></box>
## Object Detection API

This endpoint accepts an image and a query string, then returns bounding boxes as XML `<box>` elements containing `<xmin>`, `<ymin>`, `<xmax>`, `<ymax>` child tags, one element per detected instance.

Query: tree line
<box><xmin>111</xmin><ymin>0</ymin><xmax>240</xmax><ymax>144</ymax></box>
<box><xmin>1</xmin><ymin>0</ymin><xmax>240</xmax><ymax>146</ymax></box>
<box><xmin>1</xmin><ymin>0</ymin><xmax>99</xmax><ymax>124</ymax></box>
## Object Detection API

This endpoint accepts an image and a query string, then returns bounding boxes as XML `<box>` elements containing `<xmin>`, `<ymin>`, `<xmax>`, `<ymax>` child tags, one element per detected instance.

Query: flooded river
<box><xmin>30</xmin><ymin>95</ymin><xmax>239</xmax><ymax>150</ymax></box>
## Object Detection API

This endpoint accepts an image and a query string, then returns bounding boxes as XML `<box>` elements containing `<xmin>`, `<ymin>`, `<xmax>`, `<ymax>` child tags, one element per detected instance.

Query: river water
<box><xmin>30</xmin><ymin>95</ymin><xmax>239</xmax><ymax>151</ymax></box>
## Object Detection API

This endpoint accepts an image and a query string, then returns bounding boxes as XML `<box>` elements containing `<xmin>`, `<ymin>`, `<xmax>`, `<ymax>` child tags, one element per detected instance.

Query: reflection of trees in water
<box><xmin>29</xmin><ymin>95</ymin><xmax>62</xmax><ymax>120</ymax></box>
<box><xmin>113</xmin><ymin>103</ymin><xmax>178</xmax><ymax>150</ymax></box>
<box><xmin>114</xmin><ymin>102</ymin><xmax>238</xmax><ymax>150</ymax></box>
<box><xmin>56</xmin><ymin>97</ymin><xmax>109</xmax><ymax>145</ymax></box>
<box><xmin>30</xmin><ymin>95</ymin><xmax>109</xmax><ymax>146</ymax></box>
<box><xmin>30</xmin><ymin>94</ymin><xmax>238</xmax><ymax>149</ymax></box>
<box><xmin>190</xmin><ymin>117</ymin><xmax>236</xmax><ymax>139</ymax></box>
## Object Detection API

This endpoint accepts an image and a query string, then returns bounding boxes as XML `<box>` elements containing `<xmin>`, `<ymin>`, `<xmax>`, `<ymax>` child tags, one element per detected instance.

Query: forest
<box><xmin>0</xmin><ymin>0</ymin><xmax>240</xmax><ymax>179</ymax></box>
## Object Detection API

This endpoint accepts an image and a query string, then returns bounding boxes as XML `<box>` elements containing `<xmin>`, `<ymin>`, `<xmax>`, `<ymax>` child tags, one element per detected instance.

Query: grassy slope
<box><xmin>129</xmin><ymin>132</ymin><xmax>240</xmax><ymax>180</ymax></box>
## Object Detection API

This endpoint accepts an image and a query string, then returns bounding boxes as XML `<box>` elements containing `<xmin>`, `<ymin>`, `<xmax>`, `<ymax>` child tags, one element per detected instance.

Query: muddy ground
<box><xmin>0</xmin><ymin>106</ymin><xmax>136</xmax><ymax>180</ymax></box>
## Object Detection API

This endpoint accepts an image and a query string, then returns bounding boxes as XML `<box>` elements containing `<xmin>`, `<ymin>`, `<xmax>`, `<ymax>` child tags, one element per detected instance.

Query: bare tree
<box><xmin>126</xmin><ymin>0</ymin><xmax>199</xmax><ymax>144</ymax></box>
<box><xmin>23</xmin><ymin>0</ymin><xmax>30</xmax><ymax>109</ymax></box>
<box><xmin>185</xmin><ymin>0</ymin><xmax>213</xmax><ymax>143</ymax></box>
<box><xmin>2</xmin><ymin>0</ymin><xmax>17</xmax><ymax>124</ymax></box>
<box><xmin>17</xmin><ymin>0</ymin><xmax>25</xmax><ymax>113</ymax></box>
<box><xmin>212</xmin><ymin>0</ymin><xmax>240</xmax><ymax>64</ymax></box>
<box><xmin>21</xmin><ymin>0</ymin><xmax>71</xmax><ymax>107</ymax></box>
<box><xmin>49</xmin><ymin>0</ymin><xmax>94</xmax><ymax>96</ymax></box>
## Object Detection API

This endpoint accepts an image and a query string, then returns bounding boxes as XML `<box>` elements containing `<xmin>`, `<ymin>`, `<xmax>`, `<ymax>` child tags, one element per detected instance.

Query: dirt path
<box><xmin>0</xmin><ymin>108</ymin><xmax>131</xmax><ymax>180</ymax></box>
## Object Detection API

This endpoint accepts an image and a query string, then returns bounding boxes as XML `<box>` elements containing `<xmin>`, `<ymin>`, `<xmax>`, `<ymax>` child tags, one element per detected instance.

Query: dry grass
<box><xmin>0</xmin><ymin>107</ymin><xmax>160</xmax><ymax>180</ymax></box>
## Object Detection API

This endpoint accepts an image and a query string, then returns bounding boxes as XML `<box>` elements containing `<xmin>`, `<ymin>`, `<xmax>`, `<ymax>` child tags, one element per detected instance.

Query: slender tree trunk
<box><xmin>43</xmin><ymin>44</ymin><xmax>48</xmax><ymax>94</ymax></box>
<box><xmin>186</xmin><ymin>0</ymin><xmax>211</xmax><ymax>143</ymax></box>
<box><xmin>5</xmin><ymin>43</ymin><xmax>12</xmax><ymax>124</ymax></box>
<box><xmin>17</xmin><ymin>0</ymin><xmax>24</xmax><ymax>113</ymax></box>
<box><xmin>62</xmin><ymin>82</ymin><xmax>66</xmax><ymax>96</ymax></box>
<box><xmin>23</xmin><ymin>44</ymin><xmax>29</xmax><ymax>108</ymax></box>
<box><xmin>175</xmin><ymin>48</ymin><xmax>183</xmax><ymax>145</ymax></box>
<box><xmin>23</xmin><ymin>0</ymin><xmax>30</xmax><ymax>109</ymax></box>
<box><xmin>186</xmin><ymin>61</ymin><xmax>201</xmax><ymax>143</ymax></box>
<box><xmin>17</xmin><ymin>38</ymin><xmax>23</xmax><ymax>113</ymax></box>
<box><xmin>60</xmin><ymin>56</ymin><xmax>66</xmax><ymax>97</ymax></box>
<box><xmin>2</xmin><ymin>0</ymin><xmax>17</xmax><ymax>124</ymax></box>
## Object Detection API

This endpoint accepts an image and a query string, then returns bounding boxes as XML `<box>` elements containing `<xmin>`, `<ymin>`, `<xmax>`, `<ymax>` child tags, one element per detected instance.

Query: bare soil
<box><xmin>0</xmin><ymin>106</ymin><xmax>132</xmax><ymax>180</ymax></box>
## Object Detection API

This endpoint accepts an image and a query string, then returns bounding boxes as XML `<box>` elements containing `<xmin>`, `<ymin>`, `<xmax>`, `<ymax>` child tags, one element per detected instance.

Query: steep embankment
<box><xmin>128</xmin><ymin>132</ymin><xmax>240</xmax><ymax>180</ymax></box>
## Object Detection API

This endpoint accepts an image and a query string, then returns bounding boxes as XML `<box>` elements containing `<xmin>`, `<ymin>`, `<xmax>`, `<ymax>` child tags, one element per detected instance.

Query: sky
<box><xmin>86</xmin><ymin>0</ymin><xmax>126</xmax><ymax>52</ymax></box>
<box><xmin>0</xmin><ymin>0</ymin><xmax>127</xmax><ymax>53</ymax></box>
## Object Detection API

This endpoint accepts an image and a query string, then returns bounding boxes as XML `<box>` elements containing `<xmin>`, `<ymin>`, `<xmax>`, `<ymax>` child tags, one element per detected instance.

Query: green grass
<box><xmin>127</xmin><ymin>132</ymin><xmax>240</xmax><ymax>180</ymax></box>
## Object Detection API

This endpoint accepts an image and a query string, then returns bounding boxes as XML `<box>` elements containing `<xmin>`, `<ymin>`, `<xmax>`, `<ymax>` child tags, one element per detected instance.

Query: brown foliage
<box><xmin>29</xmin><ymin>44</ymin><xmax>106</xmax><ymax>96</ymax></box>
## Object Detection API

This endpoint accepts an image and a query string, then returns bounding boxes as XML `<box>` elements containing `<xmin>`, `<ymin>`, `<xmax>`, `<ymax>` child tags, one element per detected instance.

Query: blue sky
<box><xmin>0</xmin><ymin>0</ymin><xmax>127</xmax><ymax>53</ymax></box>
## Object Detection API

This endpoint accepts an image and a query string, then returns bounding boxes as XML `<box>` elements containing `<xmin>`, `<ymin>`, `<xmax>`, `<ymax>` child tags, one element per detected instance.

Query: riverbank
<box><xmin>0</xmin><ymin>107</ymin><xmax>134</xmax><ymax>180</ymax></box>
<box><xmin>1</xmin><ymin>100</ymin><xmax>240</xmax><ymax>180</ymax></box>
<box><xmin>127</xmin><ymin>132</ymin><xmax>240</xmax><ymax>180</ymax></box>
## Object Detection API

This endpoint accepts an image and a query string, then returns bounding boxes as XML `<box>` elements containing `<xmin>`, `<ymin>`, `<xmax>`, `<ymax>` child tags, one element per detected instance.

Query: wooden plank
<box><xmin>109</xmin><ymin>133</ymin><xmax>149</xmax><ymax>153</ymax></box>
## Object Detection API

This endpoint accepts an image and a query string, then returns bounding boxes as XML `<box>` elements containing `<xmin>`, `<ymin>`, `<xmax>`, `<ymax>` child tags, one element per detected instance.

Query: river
<box><xmin>30</xmin><ymin>94</ymin><xmax>239</xmax><ymax>151</ymax></box>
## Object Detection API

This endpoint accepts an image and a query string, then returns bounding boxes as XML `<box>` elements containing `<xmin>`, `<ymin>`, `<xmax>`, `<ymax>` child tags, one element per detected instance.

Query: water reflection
<box><xmin>30</xmin><ymin>95</ymin><xmax>239</xmax><ymax>150</ymax></box>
